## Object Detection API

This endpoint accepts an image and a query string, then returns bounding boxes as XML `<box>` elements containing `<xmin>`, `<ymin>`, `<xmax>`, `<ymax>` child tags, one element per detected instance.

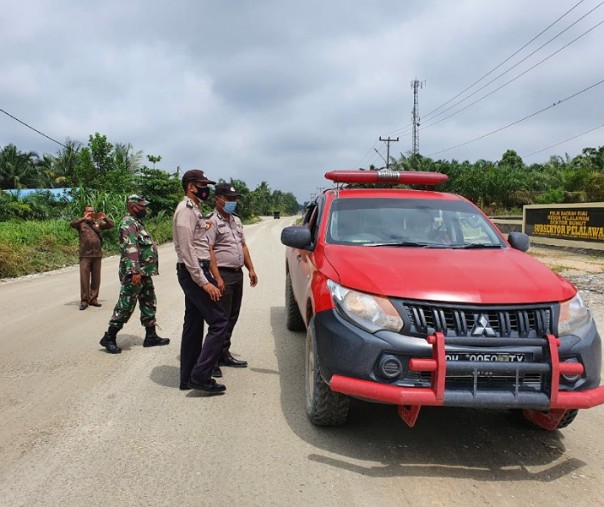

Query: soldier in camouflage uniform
<box><xmin>99</xmin><ymin>195</ymin><xmax>170</xmax><ymax>354</ymax></box>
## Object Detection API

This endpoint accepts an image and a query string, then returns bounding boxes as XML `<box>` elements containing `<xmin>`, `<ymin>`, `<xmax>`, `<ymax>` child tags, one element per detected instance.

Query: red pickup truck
<box><xmin>281</xmin><ymin>169</ymin><xmax>604</xmax><ymax>430</ymax></box>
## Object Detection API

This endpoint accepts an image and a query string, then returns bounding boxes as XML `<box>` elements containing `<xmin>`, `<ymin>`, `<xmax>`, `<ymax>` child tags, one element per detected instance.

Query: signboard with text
<box><xmin>525</xmin><ymin>206</ymin><xmax>604</xmax><ymax>243</ymax></box>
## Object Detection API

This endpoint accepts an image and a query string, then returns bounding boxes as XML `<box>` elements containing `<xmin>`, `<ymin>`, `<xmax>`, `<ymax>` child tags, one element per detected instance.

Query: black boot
<box><xmin>219</xmin><ymin>352</ymin><xmax>248</xmax><ymax>368</ymax></box>
<box><xmin>99</xmin><ymin>326</ymin><xmax>121</xmax><ymax>354</ymax></box>
<box><xmin>143</xmin><ymin>326</ymin><xmax>170</xmax><ymax>347</ymax></box>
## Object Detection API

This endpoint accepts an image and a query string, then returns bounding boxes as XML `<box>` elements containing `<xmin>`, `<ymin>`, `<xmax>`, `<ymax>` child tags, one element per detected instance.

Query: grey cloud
<box><xmin>1</xmin><ymin>0</ymin><xmax>602</xmax><ymax>202</ymax></box>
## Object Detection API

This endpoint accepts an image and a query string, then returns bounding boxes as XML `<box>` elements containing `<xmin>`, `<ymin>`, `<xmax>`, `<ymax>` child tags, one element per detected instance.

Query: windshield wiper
<box><xmin>451</xmin><ymin>243</ymin><xmax>503</xmax><ymax>249</ymax></box>
<box><xmin>363</xmin><ymin>241</ymin><xmax>447</xmax><ymax>248</ymax></box>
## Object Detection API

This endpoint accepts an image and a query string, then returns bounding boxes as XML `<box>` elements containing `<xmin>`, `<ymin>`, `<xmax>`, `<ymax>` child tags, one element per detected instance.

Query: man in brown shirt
<box><xmin>70</xmin><ymin>206</ymin><xmax>114</xmax><ymax>310</ymax></box>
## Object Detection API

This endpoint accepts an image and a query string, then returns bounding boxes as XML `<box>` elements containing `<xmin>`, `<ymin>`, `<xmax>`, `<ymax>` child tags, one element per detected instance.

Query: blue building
<box><xmin>4</xmin><ymin>188</ymin><xmax>73</xmax><ymax>200</ymax></box>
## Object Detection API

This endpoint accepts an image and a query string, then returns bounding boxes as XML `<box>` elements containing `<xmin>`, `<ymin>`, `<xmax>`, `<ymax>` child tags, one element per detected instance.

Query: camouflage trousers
<box><xmin>109</xmin><ymin>275</ymin><xmax>157</xmax><ymax>330</ymax></box>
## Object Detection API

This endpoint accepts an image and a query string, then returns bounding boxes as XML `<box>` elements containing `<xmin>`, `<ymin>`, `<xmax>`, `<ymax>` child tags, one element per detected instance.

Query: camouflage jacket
<box><xmin>117</xmin><ymin>215</ymin><xmax>159</xmax><ymax>281</ymax></box>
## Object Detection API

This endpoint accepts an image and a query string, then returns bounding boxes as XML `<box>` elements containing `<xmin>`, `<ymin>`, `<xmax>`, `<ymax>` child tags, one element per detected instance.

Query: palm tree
<box><xmin>54</xmin><ymin>139</ymin><xmax>82</xmax><ymax>186</ymax></box>
<box><xmin>0</xmin><ymin>144</ymin><xmax>39</xmax><ymax>189</ymax></box>
<box><xmin>115</xmin><ymin>143</ymin><xmax>144</xmax><ymax>173</ymax></box>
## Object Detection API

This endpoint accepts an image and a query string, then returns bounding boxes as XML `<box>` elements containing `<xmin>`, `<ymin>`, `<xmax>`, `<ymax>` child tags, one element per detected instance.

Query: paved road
<box><xmin>0</xmin><ymin>217</ymin><xmax>603</xmax><ymax>506</ymax></box>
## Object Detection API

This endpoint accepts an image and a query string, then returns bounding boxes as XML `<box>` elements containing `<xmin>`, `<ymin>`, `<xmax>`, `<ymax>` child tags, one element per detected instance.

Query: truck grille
<box><xmin>401</xmin><ymin>371</ymin><xmax>543</xmax><ymax>391</ymax></box>
<box><xmin>399</xmin><ymin>301</ymin><xmax>553</xmax><ymax>338</ymax></box>
<box><xmin>390</xmin><ymin>301</ymin><xmax>556</xmax><ymax>396</ymax></box>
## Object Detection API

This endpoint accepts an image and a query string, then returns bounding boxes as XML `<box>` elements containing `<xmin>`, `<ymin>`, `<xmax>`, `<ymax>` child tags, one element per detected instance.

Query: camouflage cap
<box><xmin>126</xmin><ymin>194</ymin><xmax>150</xmax><ymax>205</ymax></box>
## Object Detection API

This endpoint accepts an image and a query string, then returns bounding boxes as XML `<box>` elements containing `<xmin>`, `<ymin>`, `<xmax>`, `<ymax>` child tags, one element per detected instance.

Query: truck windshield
<box><xmin>326</xmin><ymin>198</ymin><xmax>505</xmax><ymax>248</ymax></box>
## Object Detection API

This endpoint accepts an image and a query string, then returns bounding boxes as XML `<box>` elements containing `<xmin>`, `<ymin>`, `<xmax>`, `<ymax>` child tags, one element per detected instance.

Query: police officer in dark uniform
<box><xmin>207</xmin><ymin>183</ymin><xmax>258</xmax><ymax>372</ymax></box>
<box><xmin>173</xmin><ymin>170</ymin><xmax>229</xmax><ymax>394</ymax></box>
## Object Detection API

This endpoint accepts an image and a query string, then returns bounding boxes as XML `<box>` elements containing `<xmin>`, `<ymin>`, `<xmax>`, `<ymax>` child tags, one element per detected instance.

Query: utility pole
<box><xmin>379</xmin><ymin>136</ymin><xmax>399</xmax><ymax>169</ymax></box>
<box><xmin>410</xmin><ymin>79</ymin><xmax>425</xmax><ymax>156</ymax></box>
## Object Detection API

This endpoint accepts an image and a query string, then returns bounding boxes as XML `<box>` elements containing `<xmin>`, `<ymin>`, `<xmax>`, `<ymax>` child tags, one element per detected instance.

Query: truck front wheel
<box><xmin>305</xmin><ymin>325</ymin><xmax>350</xmax><ymax>426</ymax></box>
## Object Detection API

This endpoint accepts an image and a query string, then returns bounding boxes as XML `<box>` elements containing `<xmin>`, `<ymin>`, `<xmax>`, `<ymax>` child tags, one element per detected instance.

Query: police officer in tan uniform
<box><xmin>173</xmin><ymin>170</ymin><xmax>229</xmax><ymax>394</ymax></box>
<box><xmin>207</xmin><ymin>183</ymin><xmax>258</xmax><ymax>372</ymax></box>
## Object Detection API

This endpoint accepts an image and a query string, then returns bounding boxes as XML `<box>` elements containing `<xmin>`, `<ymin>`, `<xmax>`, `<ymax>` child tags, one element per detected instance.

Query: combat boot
<box><xmin>143</xmin><ymin>326</ymin><xmax>170</xmax><ymax>347</ymax></box>
<box><xmin>99</xmin><ymin>326</ymin><xmax>121</xmax><ymax>354</ymax></box>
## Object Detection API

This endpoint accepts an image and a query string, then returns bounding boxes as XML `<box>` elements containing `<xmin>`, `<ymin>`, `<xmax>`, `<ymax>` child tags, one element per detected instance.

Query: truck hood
<box><xmin>323</xmin><ymin>244</ymin><xmax>576</xmax><ymax>304</ymax></box>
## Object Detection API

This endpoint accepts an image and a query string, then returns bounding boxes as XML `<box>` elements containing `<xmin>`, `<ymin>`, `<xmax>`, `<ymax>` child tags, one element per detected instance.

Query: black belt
<box><xmin>177</xmin><ymin>260</ymin><xmax>210</xmax><ymax>270</ymax></box>
<box><xmin>218</xmin><ymin>266</ymin><xmax>242</xmax><ymax>272</ymax></box>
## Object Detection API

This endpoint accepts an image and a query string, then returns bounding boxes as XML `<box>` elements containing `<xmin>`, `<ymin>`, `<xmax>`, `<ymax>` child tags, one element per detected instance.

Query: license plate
<box><xmin>445</xmin><ymin>353</ymin><xmax>528</xmax><ymax>362</ymax></box>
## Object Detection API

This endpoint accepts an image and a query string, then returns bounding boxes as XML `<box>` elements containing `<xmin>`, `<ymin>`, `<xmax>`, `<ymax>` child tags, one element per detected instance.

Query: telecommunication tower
<box><xmin>411</xmin><ymin>79</ymin><xmax>425</xmax><ymax>155</ymax></box>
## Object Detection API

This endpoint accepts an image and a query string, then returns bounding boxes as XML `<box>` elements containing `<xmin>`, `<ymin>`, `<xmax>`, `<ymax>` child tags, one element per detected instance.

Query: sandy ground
<box><xmin>0</xmin><ymin>218</ymin><xmax>603</xmax><ymax>507</ymax></box>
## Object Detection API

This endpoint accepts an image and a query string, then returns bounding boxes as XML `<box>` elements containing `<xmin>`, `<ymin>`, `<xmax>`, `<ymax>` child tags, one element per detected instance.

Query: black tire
<box><xmin>519</xmin><ymin>408</ymin><xmax>580</xmax><ymax>430</ymax></box>
<box><xmin>556</xmin><ymin>409</ymin><xmax>579</xmax><ymax>429</ymax></box>
<box><xmin>285</xmin><ymin>272</ymin><xmax>305</xmax><ymax>331</ymax></box>
<box><xmin>305</xmin><ymin>325</ymin><xmax>350</xmax><ymax>425</ymax></box>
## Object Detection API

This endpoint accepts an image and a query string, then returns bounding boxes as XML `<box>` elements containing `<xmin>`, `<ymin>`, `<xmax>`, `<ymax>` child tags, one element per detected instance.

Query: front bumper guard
<box><xmin>329</xmin><ymin>331</ymin><xmax>604</xmax><ymax>429</ymax></box>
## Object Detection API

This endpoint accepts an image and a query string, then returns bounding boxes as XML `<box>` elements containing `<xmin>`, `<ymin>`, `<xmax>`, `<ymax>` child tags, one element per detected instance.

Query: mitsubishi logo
<box><xmin>471</xmin><ymin>314</ymin><xmax>497</xmax><ymax>337</ymax></box>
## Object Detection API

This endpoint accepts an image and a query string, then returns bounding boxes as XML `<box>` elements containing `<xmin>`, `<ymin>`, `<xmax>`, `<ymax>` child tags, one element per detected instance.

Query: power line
<box><xmin>354</xmin><ymin>140</ymin><xmax>380</xmax><ymax>168</ymax></box>
<box><xmin>421</xmin><ymin>4</ymin><xmax>604</xmax><ymax>130</ymax></box>
<box><xmin>428</xmin><ymin>78</ymin><xmax>604</xmax><ymax>157</ymax></box>
<box><xmin>523</xmin><ymin>121</ymin><xmax>604</xmax><ymax>158</ymax></box>
<box><xmin>422</xmin><ymin>0</ymin><xmax>589</xmax><ymax>122</ymax></box>
<box><xmin>0</xmin><ymin>107</ymin><xmax>67</xmax><ymax>149</ymax></box>
<box><xmin>373</xmin><ymin>148</ymin><xmax>387</xmax><ymax>165</ymax></box>
<box><xmin>354</xmin><ymin>0</ymin><xmax>589</xmax><ymax>166</ymax></box>
<box><xmin>421</xmin><ymin>17</ymin><xmax>604</xmax><ymax>133</ymax></box>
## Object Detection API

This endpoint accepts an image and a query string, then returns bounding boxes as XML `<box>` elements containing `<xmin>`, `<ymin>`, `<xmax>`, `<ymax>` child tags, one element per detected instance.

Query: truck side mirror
<box><xmin>281</xmin><ymin>226</ymin><xmax>312</xmax><ymax>249</ymax></box>
<box><xmin>508</xmin><ymin>232</ymin><xmax>530</xmax><ymax>252</ymax></box>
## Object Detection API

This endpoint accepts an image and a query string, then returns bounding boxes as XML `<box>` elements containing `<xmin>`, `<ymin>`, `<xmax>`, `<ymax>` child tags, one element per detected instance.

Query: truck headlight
<box><xmin>558</xmin><ymin>293</ymin><xmax>592</xmax><ymax>336</ymax></box>
<box><xmin>327</xmin><ymin>279</ymin><xmax>403</xmax><ymax>333</ymax></box>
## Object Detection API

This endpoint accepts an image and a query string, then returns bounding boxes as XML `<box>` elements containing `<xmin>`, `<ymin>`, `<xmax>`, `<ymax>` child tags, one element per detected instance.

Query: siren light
<box><xmin>324</xmin><ymin>169</ymin><xmax>448</xmax><ymax>186</ymax></box>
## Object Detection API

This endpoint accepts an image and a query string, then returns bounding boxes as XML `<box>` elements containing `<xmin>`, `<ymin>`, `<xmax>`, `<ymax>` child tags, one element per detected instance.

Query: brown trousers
<box><xmin>79</xmin><ymin>257</ymin><xmax>102</xmax><ymax>304</ymax></box>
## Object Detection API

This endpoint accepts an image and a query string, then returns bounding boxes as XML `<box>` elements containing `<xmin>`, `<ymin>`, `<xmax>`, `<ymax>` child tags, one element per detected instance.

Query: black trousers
<box><xmin>177</xmin><ymin>266</ymin><xmax>229</xmax><ymax>385</ymax></box>
<box><xmin>217</xmin><ymin>267</ymin><xmax>244</xmax><ymax>355</ymax></box>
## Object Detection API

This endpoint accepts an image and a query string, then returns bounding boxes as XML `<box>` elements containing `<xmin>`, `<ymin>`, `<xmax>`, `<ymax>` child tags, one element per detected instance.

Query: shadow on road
<box><xmin>269</xmin><ymin>307</ymin><xmax>585</xmax><ymax>482</ymax></box>
<box><xmin>150</xmin><ymin>364</ymin><xmax>180</xmax><ymax>389</ymax></box>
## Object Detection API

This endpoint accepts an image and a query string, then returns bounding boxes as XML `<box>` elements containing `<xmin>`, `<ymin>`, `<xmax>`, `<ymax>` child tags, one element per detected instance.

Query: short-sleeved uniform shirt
<box><xmin>173</xmin><ymin>197</ymin><xmax>211</xmax><ymax>287</ymax></box>
<box><xmin>206</xmin><ymin>211</ymin><xmax>245</xmax><ymax>269</ymax></box>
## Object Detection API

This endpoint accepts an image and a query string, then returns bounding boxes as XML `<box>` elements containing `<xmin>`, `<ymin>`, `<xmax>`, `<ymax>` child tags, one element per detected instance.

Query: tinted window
<box><xmin>326</xmin><ymin>198</ymin><xmax>505</xmax><ymax>247</ymax></box>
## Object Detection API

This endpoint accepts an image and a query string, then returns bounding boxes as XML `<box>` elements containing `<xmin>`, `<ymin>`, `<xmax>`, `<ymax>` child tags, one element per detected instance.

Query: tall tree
<box><xmin>55</xmin><ymin>139</ymin><xmax>82</xmax><ymax>187</ymax></box>
<box><xmin>0</xmin><ymin>144</ymin><xmax>39</xmax><ymax>189</ymax></box>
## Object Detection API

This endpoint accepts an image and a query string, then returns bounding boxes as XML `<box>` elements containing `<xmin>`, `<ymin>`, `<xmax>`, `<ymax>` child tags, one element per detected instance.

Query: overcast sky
<box><xmin>1</xmin><ymin>0</ymin><xmax>602</xmax><ymax>203</ymax></box>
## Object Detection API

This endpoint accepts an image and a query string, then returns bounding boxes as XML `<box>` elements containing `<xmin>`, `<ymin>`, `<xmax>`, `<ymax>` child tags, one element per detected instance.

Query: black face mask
<box><xmin>193</xmin><ymin>186</ymin><xmax>210</xmax><ymax>202</ymax></box>
<box><xmin>135</xmin><ymin>209</ymin><xmax>147</xmax><ymax>219</ymax></box>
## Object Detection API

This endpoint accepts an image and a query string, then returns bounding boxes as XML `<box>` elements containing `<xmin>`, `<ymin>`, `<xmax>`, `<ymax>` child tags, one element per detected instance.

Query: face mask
<box><xmin>223</xmin><ymin>201</ymin><xmax>237</xmax><ymax>214</ymax></box>
<box><xmin>193</xmin><ymin>186</ymin><xmax>210</xmax><ymax>202</ymax></box>
<box><xmin>135</xmin><ymin>209</ymin><xmax>147</xmax><ymax>219</ymax></box>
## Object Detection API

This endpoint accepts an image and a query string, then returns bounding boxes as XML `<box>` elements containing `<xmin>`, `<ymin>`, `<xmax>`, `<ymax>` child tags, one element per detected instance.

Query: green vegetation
<box><xmin>386</xmin><ymin>147</ymin><xmax>604</xmax><ymax>214</ymax></box>
<box><xmin>1</xmin><ymin>132</ymin><xmax>301</xmax><ymax>278</ymax></box>
<box><xmin>0</xmin><ymin>215</ymin><xmax>174</xmax><ymax>279</ymax></box>
<box><xmin>1</xmin><ymin>132</ymin><xmax>300</xmax><ymax>221</ymax></box>
<box><xmin>3</xmin><ymin>132</ymin><xmax>603</xmax><ymax>278</ymax></box>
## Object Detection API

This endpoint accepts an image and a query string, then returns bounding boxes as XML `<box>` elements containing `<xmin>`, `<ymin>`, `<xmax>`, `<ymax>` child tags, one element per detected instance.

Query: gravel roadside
<box><xmin>528</xmin><ymin>245</ymin><xmax>604</xmax><ymax>323</ymax></box>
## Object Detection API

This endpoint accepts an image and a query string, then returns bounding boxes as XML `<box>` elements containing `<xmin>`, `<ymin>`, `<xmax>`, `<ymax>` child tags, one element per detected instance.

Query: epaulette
<box><xmin>186</xmin><ymin>198</ymin><xmax>194</xmax><ymax>208</ymax></box>
<box><xmin>205</xmin><ymin>211</ymin><xmax>216</xmax><ymax>219</ymax></box>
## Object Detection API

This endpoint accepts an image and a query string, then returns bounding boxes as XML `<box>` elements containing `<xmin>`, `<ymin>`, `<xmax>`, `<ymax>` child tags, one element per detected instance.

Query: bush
<box><xmin>0</xmin><ymin>216</ymin><xmax>174</xmax><ymax>279</ymax></box>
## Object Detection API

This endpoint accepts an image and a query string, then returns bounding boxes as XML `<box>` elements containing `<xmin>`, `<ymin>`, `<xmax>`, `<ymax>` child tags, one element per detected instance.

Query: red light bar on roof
<box><xmin>325</xmin><ymin>169</ymin><xmax>448</xmax><ymax>186</ymax></box>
